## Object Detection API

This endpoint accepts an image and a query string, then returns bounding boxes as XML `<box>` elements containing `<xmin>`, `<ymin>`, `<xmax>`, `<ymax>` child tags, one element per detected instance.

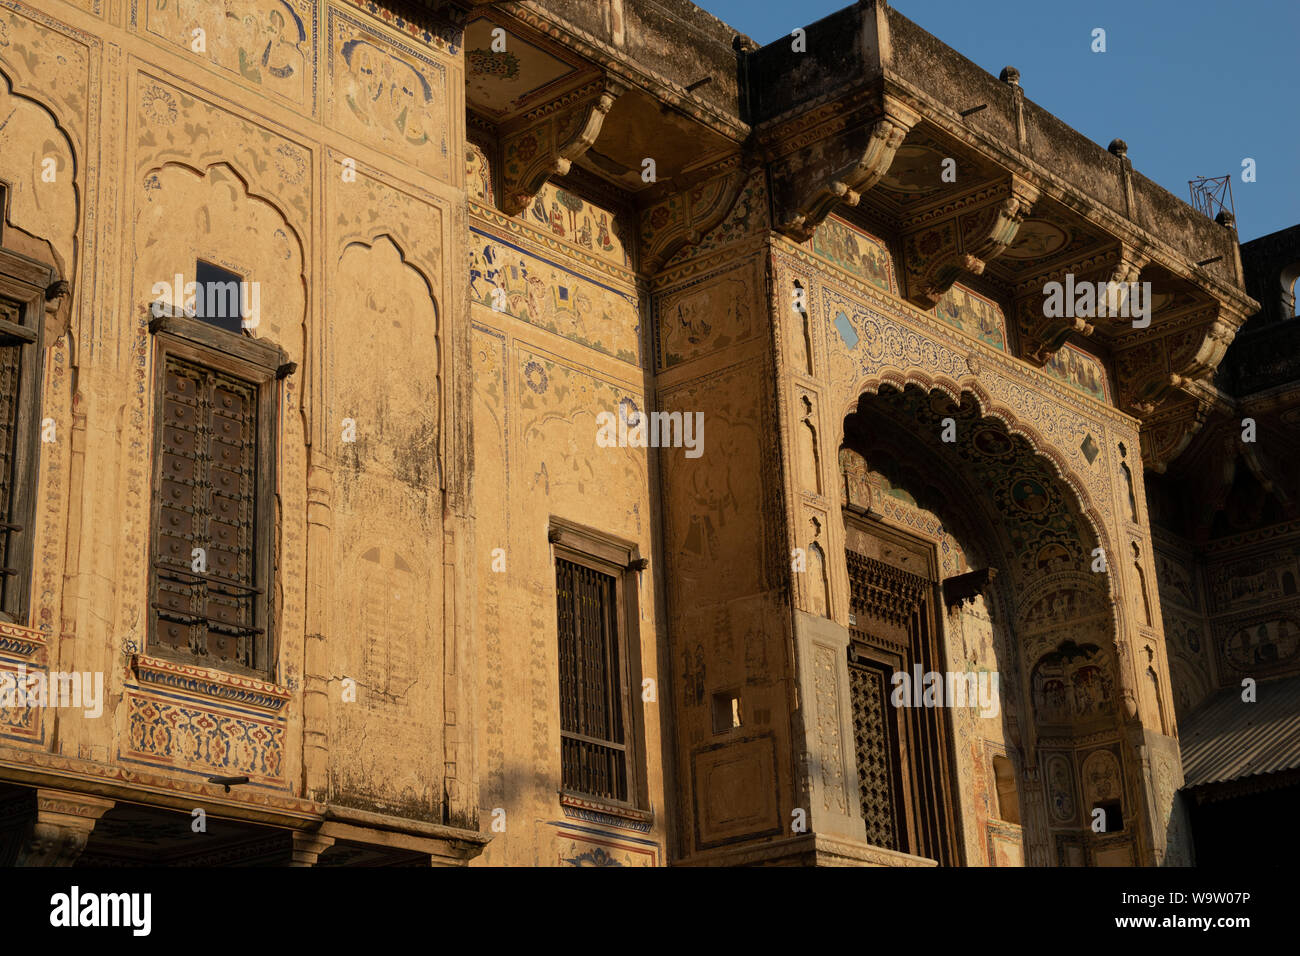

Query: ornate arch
<box><xmin>837</xmin><ymin>368</ymin><xmax>1119</xmax><ymax>592</ymax></box>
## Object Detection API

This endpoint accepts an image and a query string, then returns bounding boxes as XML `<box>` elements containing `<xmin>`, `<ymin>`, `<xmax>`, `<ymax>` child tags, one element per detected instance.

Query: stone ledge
<box><xmin>676</xmin><ymin>831</ymin><xmax>939</xmax><ymax>867</ymax></box>
<box><xmin>130</xmin><ymin>654</ymin><xmax>292</xmax><ymax>714</ymax></box>
<box><xmin>559</xmin><ymin>791</ymin><xmax>655</xmax><ymax>832</ymax></box>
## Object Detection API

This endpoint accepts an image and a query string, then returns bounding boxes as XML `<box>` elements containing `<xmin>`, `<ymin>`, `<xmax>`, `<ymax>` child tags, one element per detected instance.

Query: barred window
<box><xmin>0</xmin><ymin>220</ymin><xmax>59</xmax><ymax>623</ymax></box>
<box><xmin>556</xmin><ymin>557</ymin><xmax>627</xmax><ymax>802</ymax></box>
<box><xmin>148</xmin><ymin>313</ymin><xmax>287</xmax><ymax>675</ymax></box>
<box><xmin>551</xmin><ymin>520</ymin><xmax>645</xmax><ymax>807</ymax></box>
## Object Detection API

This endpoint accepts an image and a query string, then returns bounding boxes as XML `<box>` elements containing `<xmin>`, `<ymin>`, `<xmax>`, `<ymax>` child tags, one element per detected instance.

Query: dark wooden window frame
<box><xmin>549</xmin><ymin>517</ymin><xmax>648</xmax><ymax>811</ymax></box>
<box><xmin>843</xmin><ymin>512</ymin><xmax>965</xmax><ymax>865</ymax></box>
<box><xmin>147</xmin><ymin>313</ymin><xmax>289</xmax><ymax>678</ymax></box>
<box><xmin>0</xmin><ymin>239</ymin><xmax>58</xmax><ymax>624</ymax></box>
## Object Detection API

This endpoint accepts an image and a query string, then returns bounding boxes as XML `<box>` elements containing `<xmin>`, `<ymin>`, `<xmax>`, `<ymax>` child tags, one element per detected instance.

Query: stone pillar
<box><xmin>303</xmin><ymin>457</ymin><xmax>334</xmax><ymax>803</ymax></box>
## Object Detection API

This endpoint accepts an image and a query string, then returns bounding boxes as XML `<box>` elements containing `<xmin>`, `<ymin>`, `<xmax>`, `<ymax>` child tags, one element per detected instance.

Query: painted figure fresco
<box><xmin>933</xmin><ymin>285</ymin><xmax>1007</xmax><ymax>351</ymax></box>
<box><xmin>147</xmin><ymin>0</ymin><xmax>312</xmax><ymax>106</ymax></box>
<box><xmin>1044</xmin><ymin>344</ymin><xmax>1108</xmax><ymax>402</ymax></box>
<box><xmin>1032</xmin><ymin>645</ymin><xmax>1115</xmax><ymax>723</ymax></box>
<box><xmin>468</xmin><ymin>233</ymin><xmax>638</xmax><ymax>362</ymax></box>
<box><xmin>341</xmin><ymin>38</ymin><xmax>435</xmax><ymax>147</ymax></box>
<box><xmin>1225</xmin><ymin>618</ymin><xmax>1300</xmax><ymax>671</ymax></box>
<box><xmin>811</xmin><ymin>217</ymin><xmax>892</xmax><ymax>290</ymax></box>
<box><xmin>524</xmin><ymin>184</ymin><xmax>628</xmax><ymax>266</ymax></box>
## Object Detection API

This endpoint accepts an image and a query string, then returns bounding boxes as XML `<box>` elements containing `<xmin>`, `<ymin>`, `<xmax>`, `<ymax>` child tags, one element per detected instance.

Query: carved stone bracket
<box><xmin>1138</xmin><ymin>396</ymin><xmax>1213</xmax><ymax>473</ymax></box>
<box><xmin>904</xmin><ymin>177</ymin><xmax>1040</xmax><ymax>309</ymax></box>
<box><xmin>767</xmin><ymin>95</ymin><xmax>922</xmax><ymax>243</ymax></box>
<box><xmin>499</xmin><ymin>79</ymin><xmax>624</xmax><ymax>217</ymax></box>
<box><xmin>0</xmin><ymin>788</ymin><xmax>115</xmax><ymax>866</ymax></box>
<box><xmin>1117</xmin><ymin>306</ymin><xmax>1242</xmax><ymax>417</ymax></box>
<box><xmin>290</xmin><ymin>830</ymin><xmax>336</xmax><ymax>866</ymax></box>
<box><xmin>1015</xmin><ymin>294</ymin><xmax>1094</xmax><ymax>367</ymax></box>
<box><xmin>637</xmin><ymin>163</ymin><xmax>750</xmax><ymax>273</ymax></box>
<box><xmin>1100</xmin><ymin>247</ymin><xmax>1148</xmax><ymax>326</ymax></box>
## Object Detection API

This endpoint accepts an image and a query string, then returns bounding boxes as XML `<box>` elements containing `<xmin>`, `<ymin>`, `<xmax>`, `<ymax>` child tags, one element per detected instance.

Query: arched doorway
<box><xmin>838</xmin><ymin>381</ymin><xmax>1137</xmax><ymax>866</ymax></box>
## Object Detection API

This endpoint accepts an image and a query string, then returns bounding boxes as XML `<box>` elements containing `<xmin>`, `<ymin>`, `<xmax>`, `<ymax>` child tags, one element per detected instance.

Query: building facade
<box><xmin>0</xmin><ymin>0</ymin><xmax>1280</xmax><ymax>866</ymax></box>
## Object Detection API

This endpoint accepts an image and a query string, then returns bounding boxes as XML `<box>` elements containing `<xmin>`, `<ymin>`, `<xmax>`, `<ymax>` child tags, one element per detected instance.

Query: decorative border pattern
<box><xmin>119</xmin><ymin>687</ymin><xmax>288</xmax><ymax>789</ymax></box>
<box><xmin>0</xmin><ymin>621</ymin><xmax>45</xmax><ymax>659</ymax></box>
<box><xmin>131</xmin><ymin>654</ymin><xmax>292</xmax><ymax>713</ymax></box>
<box><xmin>560</xmin><ymin>793</ymin><xmax>654</xmax><ymax>833</ymax></box>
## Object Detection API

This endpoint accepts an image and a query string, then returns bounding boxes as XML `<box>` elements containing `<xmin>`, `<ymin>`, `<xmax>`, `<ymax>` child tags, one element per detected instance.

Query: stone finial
<box><xmin>999</xmin><ymin>66</ymin><xmax>1020</xmax><ymax>86</ymax></box>
<box><xmin>1109</xmin><ymin>138</ymin><xmax>1128</xmax><ymax>158</ymax></box>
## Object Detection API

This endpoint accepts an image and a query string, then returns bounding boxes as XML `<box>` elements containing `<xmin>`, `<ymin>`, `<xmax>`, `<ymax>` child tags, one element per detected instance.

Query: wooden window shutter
<box><xmin>150</xmin><ymin>352</ymin><xmax>263</xmax><ymax>669</ymax></box>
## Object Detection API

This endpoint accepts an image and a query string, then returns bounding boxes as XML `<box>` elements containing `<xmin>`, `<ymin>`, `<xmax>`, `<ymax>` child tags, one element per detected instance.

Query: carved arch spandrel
<box><xmin>134</xmin><ymin>76</ymin><xmax>313</xmax><ymax>238</ymax></box>
<box><xmin>0</xmin><ymin>13</ymin><xmax>92</xmax><ymax>160</ymax></box>
<box><xmin>328</xmin><ymin>234</ymin><xmax>441</xmax><ymax>491</ymax></box>
<box><xmin>135</xmin><ymin>161</ymin><xmax>308</xmax><ymax>362</ymax></box>
<box><xmin>0</xmin><ymin>70</ymin><xmax>81</xmax><ymax>301</ymax></box>
<box><xmin>637</xmin><ymin>165</ymin><xmax>750</xmax><ymax>274</ymax></box>
<box><xmin>834</xmin><ymin>373</ymin><xmax>1115</xmax><ymax>565</ymax></box>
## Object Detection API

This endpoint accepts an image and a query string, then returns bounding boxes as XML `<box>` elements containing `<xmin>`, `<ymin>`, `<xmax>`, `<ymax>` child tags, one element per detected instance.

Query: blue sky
<box><xmin>696</xmin><ymin>0</ymin><xmax>1298</xmax><ymax>241</ymax></box>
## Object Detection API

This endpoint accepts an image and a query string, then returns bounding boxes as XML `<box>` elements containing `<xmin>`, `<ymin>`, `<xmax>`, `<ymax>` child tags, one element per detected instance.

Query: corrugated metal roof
<box><xmin>1180</xmin><ymin>674</ymin><xmax>1300</xmax><ymax>789</ymax></box>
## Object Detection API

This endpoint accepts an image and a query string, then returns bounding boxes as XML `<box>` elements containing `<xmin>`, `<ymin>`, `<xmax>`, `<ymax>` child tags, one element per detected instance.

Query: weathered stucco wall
<box><xmin>0</xmin><ymin>0</ymin><xmax>475</xmax><ymax>842</ymax></box>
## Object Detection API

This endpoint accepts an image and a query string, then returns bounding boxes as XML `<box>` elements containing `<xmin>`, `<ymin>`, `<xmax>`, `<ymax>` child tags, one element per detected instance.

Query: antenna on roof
<box><xmin>1188</xmin><ymin>174</ymin><xmax>1235</xmax><ymax>222</ymax></box>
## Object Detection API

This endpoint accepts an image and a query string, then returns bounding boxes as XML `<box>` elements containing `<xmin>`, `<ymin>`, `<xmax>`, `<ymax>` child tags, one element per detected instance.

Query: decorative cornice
<box><xmin>494</xmin><ymin>3</ymin><xmax>749</xmax><ymax>142</ymax></box>
<box><xmin>769</xmin><ymin>97</ymin><xmax>921</xmax><ymax>244</ymax></box>
<box><xmin>559</xmin><ymin>792</ymin><xmax>654</xmax><ymax>833</ymax></box>
<box><xmin>469</xmin><ymin>201</ymin><xmax>637</xmax><ymax>287</ymax></box>
<box><xmin>770</xmin><ymin>242</ymin><xmax>1140</xmax><ymax>430</ymax></box>
<box><xmin>638</xmin><ymin>164</ymin><xmax>751</xmax><ymax>273</ymax></box>
<box><xmin>130</xmin><ymin>654</ymin><xmax>292</xmax><ymax>714</ymax></box>
<box><xmin>0</xmin><ymin>744</ymin><xmax>322</xmax><ymax>824</ymax></box>
<box><xmin>903</xmin><ymin>176</ymin><xmax>1040</xmax><ymax>309</ymax></box>
<box><xmin>0</xmin><ymin>621</ymin><xmax>45</xmax><ymax>660</ymax></box>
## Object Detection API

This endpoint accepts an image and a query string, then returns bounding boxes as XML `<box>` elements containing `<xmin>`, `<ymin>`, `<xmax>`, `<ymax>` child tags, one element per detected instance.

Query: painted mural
<box><xmin>466</xmin><ymin>142</ymin><xmax>492</xmax><ymax>206</ymax></box>
<box><xmin>1222</xmin><ymin>616</ymin><xmax>1300</xmax><ymax>673</ymax></box>
<box><xmin>1209</xmin><ymin>546</ymin><xmax>1300</xmax><ymax>613</ymax></box>
<box><xmin>809</xmin><ymin>216</ymin><xmax>892</xmax><ymax>291</ymax></box>
<box><xmin>1154</xmin><ymin>545</ymin><xmax>1199</xmax><ymax>612</ymax></box>
<box><xmin>143</xmin><ymin>0</ymin><xmax>316</xmax><ymax>109</ymax></box>
<box><xmin>524</xmin><ymin>182</ymin><xmax>630</xmax><ymax>268</ymax></box>
<box><xmin>555</xmin><ymin>830</ymin><xmax>658</xmax><ymax>866</ymax></box>
<box><xmin>464</xmin><ymin>17</ymin><xmax>576</xmax><ymax>115</ymax></box>
<box><xmin>468</xmin><ymin>229</ymin><xmax>639</xmax><ymax>363</ymax></box>
<box><xmin>933</xmin><ymin>284</ymin><xmax>1006</xmax><ymax>351</ymax></box>
<box><xmin>662</xmin><ymin>171</ymin><xmax>769</xmax><ymax>268</ymax></box>
<box><xmin>329</xmin><ymin>10</ymin><xmax>449</xmax><ymax>176</ymax></box>
<box><xmin>657</xmin><ymin>260</ymin><xmax>760</xmax><ymax>368</ymax></box>
<box><xmin>1032</xmin><ymin>642</ymin><xmax>1115</xmax><ymax>724</ymax></box>
<box><xmin>1043</xmin><ymin>343</ymin><xmax>1110</xmax><ymax>403</ymax></box>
